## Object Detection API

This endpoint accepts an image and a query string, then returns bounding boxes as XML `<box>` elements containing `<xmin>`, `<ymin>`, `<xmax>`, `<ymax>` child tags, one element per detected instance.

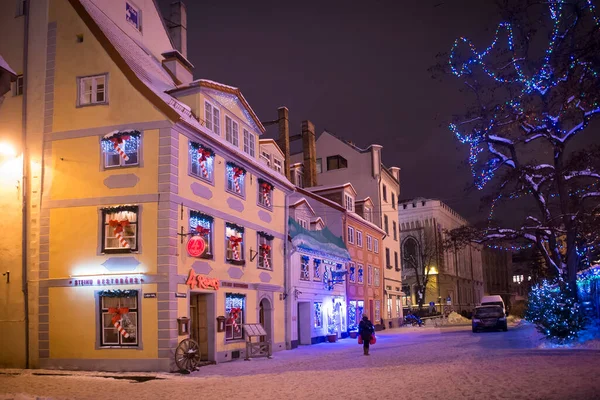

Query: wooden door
<box><xmin>190</xmin><ymin>294</ymin><xmax>209</xmax><ymax>361</ymax></box>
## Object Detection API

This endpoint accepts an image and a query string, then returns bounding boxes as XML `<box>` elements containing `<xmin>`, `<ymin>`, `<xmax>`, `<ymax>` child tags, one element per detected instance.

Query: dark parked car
<box><xmin>472</xmin><ymin>305</ymin><xmax>508</xmax><ymax>333</ymax></box>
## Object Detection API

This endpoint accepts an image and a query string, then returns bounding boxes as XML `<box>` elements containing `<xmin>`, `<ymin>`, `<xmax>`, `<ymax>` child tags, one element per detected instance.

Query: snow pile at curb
<box><xmin>447</xmin><ymin>312</ymin><xmax>470</xmax><ymax>324</ymax></box>
<box><xmin>0</xmin><ymin>394</ymin><xmax>54</xmax><ymax>400</ymax></box>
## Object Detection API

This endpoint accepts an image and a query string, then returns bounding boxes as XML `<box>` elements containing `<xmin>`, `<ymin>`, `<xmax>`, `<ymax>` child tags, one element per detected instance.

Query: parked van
<box><xmin>480</xmin><ymin>295</ymin><xmax>506</xmax><ymax>315</ymax></box>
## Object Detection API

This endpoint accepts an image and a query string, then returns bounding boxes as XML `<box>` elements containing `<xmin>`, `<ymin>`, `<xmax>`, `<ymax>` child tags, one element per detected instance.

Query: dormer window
<box><xmin>327</xmin><ymin>155</ymin><xmax>347</xmax><ymax>171</ymax></box>
<box><xmin>204</xmin><ymin>101</ymin><xmax>220</xmax><ymax>135</ymax></box>
<box><xmin>344</xmin><ymin>194</ymin><xmax>354</xmax><ymax>212</ymax></box>
<box><xmin>126</xmin><ymin>2</ymin><xmax>141</xmax><ymax>31</ymax></box>
<box><xmin>364</xmin><ymin>206</ymin><xmax>372</xmax><ymax>222</ymax></box>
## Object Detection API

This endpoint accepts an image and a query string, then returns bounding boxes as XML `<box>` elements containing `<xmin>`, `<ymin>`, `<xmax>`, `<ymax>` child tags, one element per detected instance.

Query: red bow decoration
<box><xmin>229</xmin><ymin>236</ymin><xmax>243</xmax><ymax>247</ymax></box>
<box><xmin>198</xmin><ymin>149</ymin><xmax>212</xmax><ymax>161</ymax></box>
<box><xmin>195</xmin><ymin>226</ymin><xmax>210</xmax><ymax>236</ymax></box>
<box><xmin>260</xmin><ymin>244</ymin><xmax>271</xmax><ymax>254</ymax></box>
<box><xmin>261</xmin><ymin>182</ymin><xmax>272</xmax><ymax>194</ymax></box>
<box><xmin>233</xmin><ymin>167</ymin><xmax>244</xmax><ymax>178</ymax></box>
<box><xmin>109</xmin><ymin>135</ymin><xmax>130</xmax><ymax>145</ymax></box>
<box><xmin>109</xmin><ymin>219</ymin><xmax>130</xmax><ymax>233</ymax></box>
<box><xmin>108</xmin><ymin>307</ymin><xmax>130</xmax><ymax>325</ymax></box>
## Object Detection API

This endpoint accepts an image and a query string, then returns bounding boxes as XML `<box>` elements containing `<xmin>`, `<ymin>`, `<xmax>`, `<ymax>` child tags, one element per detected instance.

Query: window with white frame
<box><xmin>347</xmin><ymin>226</ymin><xmax>355</xmax><ymax>244</ymax></box>
<box><xmin>368</xmin><ymin>265</ymin><xmax>373</xmax><ymax>285</ymax></box>
<box><xmin>257</xmin><ymin>179</ymin><xmax>274</xmax><ymax>210</ymax></box>
<box><xmin>374</xmin><ymin>267</ymin><xmax>380</xmax><ymax>287</ymax></box>
<box><xmin>374</xmin><ymin>238</ymin><xmax>379</xmax><ymax>253</ymax></box>
<box><xmin>300</xmin><ymin>255</ymin><xmax>310</xmax><ymax>281</ymax></box>
<box><xmin>260</xmin><ymin>151</ymin><xmax>271</xmax><ymax>167</ymax></box>
<box><xmin>225</xmin><ymin>116</ymin><xmax>239</xmax><ymax>147</ymax></box>
<box><xmin>348</xmin><ymin>262</ymin><xmax>356</xmax><ymax>283</ymax></box>
<box><xmin>189</xmin><ymin>210</ymin><xmax>214</xmax><ymax>258</ymax></box>
<box><xmin>357</xmin><ymin>264</ymin><xmax>364</xmax><ymax>284</ymax></box>
<box><xmin>102</xmin><ymin>206</ymin><xmax>138</xmax><ymax>253</ymax></box>
<box><xmin>367</xmin><ymin>235</ymin><xmax>372</xmax><ymax>251</ymax></box>
<box><xmin>125</xmin><ymin>2</ymin><xmax>141</xmax><ymax>31</ymax></box>
<box><xmin>226</xmin><ymin>223</ymin><xmax>245</xmax><ymax>264</ymax></box>
<box><xmin>316</xmin><ymin>158</ymin><xmax>322</xmax><ymax>173</ymax></box>
<box><xmin>243</xmin><ymin>129</ymin><xmax>255</xmax><ymax>157</ymax></box>
<box><xmin>257</xmin><ymin>232</ymin><xmax>273</xmax><ymax>270</ymax></box>
<box><xmin>99</xmin><ymin>290</ymin><xmax>138</xmax><ymax>347</ymax></box>
<box><xmin>226</xmin><ymin>162</ymin><xmax>246</xmax><ymax>196</ymax></box>
<box><xmin>363</xmin><ymin>206</ymin><xmax>372</xmax><ymax>222</ymax></box>
<box><xmin>297</xmin><ymin>218</ymin><xmax>308</xmax><ymax>230</ymax></box>
<box><xmin>13</xmin><ymin>75</ymin><xmax>23</xmax><ymax>96</ymax></box>
<box><xmin>356</xmin><ymin>231</ymin><xmax>363</xmax><ymax>247</ymax></box>
<box><xmin>101</xmin><ymin>131</ymin><xmax>140</xmax><ymax>168</ymax></box>
<box><xmin>273</xmin><ymin>158</ymin><xmax>283</xmax><ymax>173</ymax></box>
<box><xmin>204</xmin><ymin>101</ymin><xmax>220</xmax><ymax>135</ymax></box>
<box><xmin>225</xmin><ymin>293</ymin><xmax>245</xmax><ymax>341</ymax></box>
<box><xmin>344</xmin><ymin>194</ymin><xmax>354</xmax><ymax>212</ymax></box>
<box><xmin>313</xmin><ymin>259</ymin><xmax>321</xmax><ymax>281</ymax></box>
<box><xmin>189</xmin><ymin>141</ymin><xmax>215</xmax><ymax>182</ymax></box>
<box><xmin>314</xmin><ymin>302</ymin><xmax>323</xmax><ymax>328</ymax></box>
<box><xmin>78</xmin><ymin>74</ymin><xmax>107</xmax><ymax>106</ymax></box>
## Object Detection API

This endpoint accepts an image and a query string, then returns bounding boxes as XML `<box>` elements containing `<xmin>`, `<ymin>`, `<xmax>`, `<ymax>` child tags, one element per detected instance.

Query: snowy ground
<box><xmin>2</xmin><ymin>323</ymin><xmax>600</xmax><ymax>400</ymax></box>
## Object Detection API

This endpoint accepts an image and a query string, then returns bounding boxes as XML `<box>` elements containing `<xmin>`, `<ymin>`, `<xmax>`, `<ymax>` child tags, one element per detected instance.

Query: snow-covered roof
<box><xmin>289</xmin><ymin>218</ymin><xmax>350</xmax><ymax>262</ymax></box>
<box><xmin>305</xmin><ymin>182</ymin><xmax>357</xmax><ymax>197</ymax></box>
<box><xmin>73</xmin><ymin>0</ymin><xmax>293</xmax><ymax>190</ymax></box>
<box><xmin>289</xmin><ymin>196</ymin><xmax>317</xmax><ymax>216</ymax></box>
<box><xmin>0</xmin><ymin>55</ymin><xmax>16</xmax><ymax>78</ymax></box>
<box><xmin>347</xmin><ymin>211</ymin><xmax>386</xmax><ymax>236</ymax></box>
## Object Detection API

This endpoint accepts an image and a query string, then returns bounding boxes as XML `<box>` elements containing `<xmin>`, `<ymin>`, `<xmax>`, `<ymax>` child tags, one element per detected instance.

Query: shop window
<box><xmin>189</xmin><ymin>210</ymin><xmax>214</xmax><ymax>259</ymax></box>
<box><xmin>225</xmin><ymin>293</ymin><xmax>245</xmax><ymax>341</ymax></box>
<box><xmin>101</xmin><ymin>130</ymin><xmax>140</xmax><ymax>168</ymax></box>
<box><xmin>125</xmin><ymin>2</ymin><xmax>141</xmax><ymax>31</ymax></box>
<box><xmin>257</xmin><ymin>231</ymin><xmax>273</xmax><ymax>270</ymax></box>
<box><xmin>357</xmin><ymin>264</ymin><xmax>364</xmax><ymax>284</ymax></box>
<box><xmin>368</xmin><ymin>265</ymin><xmax>373</xmax><ymax>285</ymax></box>
<box><xmin>348</xmin><ymin>262</ymin><xmax>356</xmax><ymax>283</ymax></box>
<box><xmin>314</xmin><ymin>302</ymin><xmax>322</xmax><ymax>328</ymax></box>
<box><xmin>78</xmin><ymin>74</ymin><xmax>107</xmax><ymax>106</ymax></box>
<box><xmin>226</xmin><ymin>162</ymin><xmax>246</xmax><ymax>197</ymax></box>
<box><xmin>313</xmin><ymin>259</ymin><xmax>321</xmax><ymax>281</ymax></box>
<box><xmin>348</xmin><ymin>300</ymin><xmax>364</xmax><ymax>331</ymax></box>
<box><xmin>226</xmin><ymin>222</ymin><xmax>245</xmax><ymax>265</ymax></box>
<box><xmin>189</xmin><ymin>141</ymin><xmax>215</xmax><ymax>183</ymax></box>
<box><xmin>300</xmin><ymin>255</ymin><xmax>310</xmax><ymax>281</ymax></box>
<box><xmin>99</xmin><ymin>289</ymin><xmax>138</xmax><ymax>347</ymax></box>
<box><xmin>101</xmin><ymin>206</ymin><xmax>138</xmax><ymax>253</ymax></box>
<box><xmin>374</xmin><ymin>267</ymin><xmax>380</xmax><ymax>287</ymax></box>
<box><xmin>204</xmin><ymin>101</ymin><xmax>221</xmax><ymax>135</ymax></box>
<box><xmin>257</xmin><ymin>179</ymin><xmax>274</xmax><ymax>210</ymax></box>
<box><xmin>375</xmin><ymin>300</ymin><xmax>381</xmax><ymax>322</ymax></box>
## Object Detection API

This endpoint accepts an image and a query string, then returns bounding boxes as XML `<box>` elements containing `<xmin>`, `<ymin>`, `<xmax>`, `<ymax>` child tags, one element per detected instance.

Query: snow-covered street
<box><xmin>1</xmin><ymin>323</ymin><xmax>600</xmax><ymax>400</ymax></box>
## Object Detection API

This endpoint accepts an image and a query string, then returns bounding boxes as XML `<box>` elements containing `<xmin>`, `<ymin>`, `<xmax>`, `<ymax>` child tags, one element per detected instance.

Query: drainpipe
<box><xmin>283</xmin><ymin>191</ymin><xmax>291</xmax><ymax>349</ymax></box>
<box><xmin>21</xmin><ymin>0</ymin><xmax>31</xmax><ymax>369</ymax></box>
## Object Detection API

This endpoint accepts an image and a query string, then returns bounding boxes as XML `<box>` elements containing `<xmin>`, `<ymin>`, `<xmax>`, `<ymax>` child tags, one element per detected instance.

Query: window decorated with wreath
<box><xmin>99</xmin><ymin>289</ymin><xmax>138</xmax><ymax>347</ymax></box>
<box><xmin>313</xmin><ymin>259</ymin><xmax>321</xmax><ymax>281</ymax></box>
<box><xmin>189</xmin><ymin>210</ymin><xmax>214</xmax><ymax>258</ymax></box>
<box><xmin>348</xmin><ymin>262</ymin><xmax>356</xmax><ymax>283</ymax></box>
<box><xmin>357</xmin><ymin>264</ymin><xmax>364</xmax><ymax>284</ymax></box>
<box><xmin>226</xmin><ymin>222</ymin><xmax>245</xmax><ymax>265</ymax></box>
<box><xmin>300</xmin><ymin>255</ymin><xmax>310</xmax><ymax>281</ymax></box>
<box><xmin>101</xmin><ymin>130</ymin><xmax>140</xmax><ymax>168</ymax></box>
<box><xmin>225</xmin><ymin>293</ymin><xmax>245</xmax><ymax>341</ymax></box>
<box><xmin>189</xmin><ymin>141</ymin><xmax>215</xmax><ymax>182</ymax></box>
<box><xmin>226</xmin><ymin>162</ymin><xmax>246</xmax><ymax>197</ymax></box>
<box><xmin>101</xmin><ymin>205</ymin><xmax>138</xmax><ymax>253</ymax></box>
<box><xmin>314</xmin><ymin>302</ymin><xmax>323</xmax><ymax>328</ymax></box>
<box><xmin>257</xmin><ymin>178</ymin><xmax>274</xmax><ymax>210</ymax></box>
<box><xmin>257</xmin><ymin>231</ymin><xmax>273</xmax><ymax>270</ymax></box>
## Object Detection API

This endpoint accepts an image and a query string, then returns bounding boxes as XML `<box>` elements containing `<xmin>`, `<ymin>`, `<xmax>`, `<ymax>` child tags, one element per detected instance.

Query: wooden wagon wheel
<box><xmin>174</xmin><ymin>338</ymin><xmax>201</xmax><ymax>372</ymax></box>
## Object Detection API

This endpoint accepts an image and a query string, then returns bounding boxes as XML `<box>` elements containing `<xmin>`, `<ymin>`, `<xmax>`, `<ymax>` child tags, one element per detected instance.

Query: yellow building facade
<box><xmin>0</xmin><ymin>0</ymin><xmax>292</xmax><ymax>371</ymax></box>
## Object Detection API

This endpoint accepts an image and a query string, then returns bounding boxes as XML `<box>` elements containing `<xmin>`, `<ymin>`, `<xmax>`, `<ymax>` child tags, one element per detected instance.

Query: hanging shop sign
<box><xmin>69</xmin><ymin>275</ymin><xmax>145</xmax><ymax>287</ymax></box>
<box><xmin>186</xmin><ymin>269</ymin><xmax>219</xmax><ymax>290</ymax></box>
<box><xmin>187</xmin><ymin>235</ymin><xmax>207</xmax><ymax>258</ymax></box>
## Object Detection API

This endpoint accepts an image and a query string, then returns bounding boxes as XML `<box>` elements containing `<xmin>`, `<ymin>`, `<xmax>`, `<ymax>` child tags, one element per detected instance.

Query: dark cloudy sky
<box><xmin>159</xmin><ymin>0</ymin><xmax>503</xmax><ymax>223</ymax></box>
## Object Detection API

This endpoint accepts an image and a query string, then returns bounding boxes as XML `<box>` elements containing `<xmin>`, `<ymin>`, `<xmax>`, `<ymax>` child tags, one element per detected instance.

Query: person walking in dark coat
<box><xmin>358</xmin><ymin>315</ymin><xmax>375</xmax><ymax>356</ymax></box>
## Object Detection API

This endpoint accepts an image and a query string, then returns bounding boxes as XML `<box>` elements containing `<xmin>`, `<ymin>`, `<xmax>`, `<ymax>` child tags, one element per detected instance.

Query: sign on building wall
<box><xmin>186</xmin><ymin>269</ymin><xmax>219</xmax><ymax>290</ymax></box>
<box><xmin>69</xmin><ymin>275</ymin><xmax>145</xmax><ymax>287</ymax></box>
<box><xmin>187</xmin><ymin>236</ymin><xmax>207</xmax><ymax>258</ymax></box>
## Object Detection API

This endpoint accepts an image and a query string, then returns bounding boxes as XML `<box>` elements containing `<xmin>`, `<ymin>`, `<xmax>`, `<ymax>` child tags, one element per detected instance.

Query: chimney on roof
<box><xmin>389</xmin><ymin>166</ymin><xmax>401</xmax><ymax>183</ymax></box>
<box><xmin>168</xmin><ymin>2</ymin><xmax>187</xmax><ymax>58</ymax></box>
<box><xmin>276</xmin><ymin>107</ymin><xmax>291</xmax><ymax>180</ymax></box>
<box><xmin>302</xmin><ymin>120</ymin><xmax>317</xmax><ymax>188</ymax></box>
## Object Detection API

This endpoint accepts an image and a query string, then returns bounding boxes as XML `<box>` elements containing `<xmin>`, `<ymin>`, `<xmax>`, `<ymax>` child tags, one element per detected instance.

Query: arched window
<box><xmin>402</xmin><ymin>237</ymin><xmax>420</xmax><ymax>270</ymax></box>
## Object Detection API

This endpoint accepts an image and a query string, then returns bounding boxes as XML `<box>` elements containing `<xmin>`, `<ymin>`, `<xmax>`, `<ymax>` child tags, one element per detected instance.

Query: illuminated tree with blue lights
<box><xmin>447</xmin><ymin>0</ymin><xmax>600</xmax><ymax>292</ymax></box>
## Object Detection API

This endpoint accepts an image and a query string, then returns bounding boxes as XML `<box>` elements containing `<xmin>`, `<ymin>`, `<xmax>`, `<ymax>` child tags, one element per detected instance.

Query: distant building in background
<box><xmin>482</xmin><ymin>248</ymin><xmax>512</xmax><ymax>306</ymax></box>
<box><xmin>511</xmin><ymin>248</ymin><xmax>548</xmax><ymax>301</ymax></box>
<box><xmin>398</xmin><ymin>198</ymin><xmax>484</xmax><ymax>313</ymax></box>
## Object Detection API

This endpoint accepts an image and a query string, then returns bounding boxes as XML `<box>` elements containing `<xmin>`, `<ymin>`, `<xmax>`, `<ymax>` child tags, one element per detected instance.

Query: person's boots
<box><xmin>364</xmin><ymin>347</ymin><xmax>369</xmax><ymax>356</ymax></box>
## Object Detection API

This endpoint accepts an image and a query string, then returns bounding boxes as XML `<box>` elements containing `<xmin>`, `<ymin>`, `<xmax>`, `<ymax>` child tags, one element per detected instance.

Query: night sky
<box><xmin>158</xmin><ymin>0</ymin><xmax>503</xmax><ymax>223</ymax></box>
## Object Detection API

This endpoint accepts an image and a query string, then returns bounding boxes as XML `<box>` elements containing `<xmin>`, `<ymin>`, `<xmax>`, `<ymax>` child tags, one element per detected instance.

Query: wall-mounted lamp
<box><xmin>177</xmin><ymin>317</ymin><xmax>190</xmax><ymax>335</ymax></box>
<box><xmin>2</xmin><ymin>271</ymin><xmax>9</xmax><ymax>284</ymax></box>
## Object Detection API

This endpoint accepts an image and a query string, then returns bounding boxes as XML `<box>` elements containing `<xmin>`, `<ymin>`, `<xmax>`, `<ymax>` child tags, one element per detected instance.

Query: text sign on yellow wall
<box><xmin>69</xmin><ymin>275</ymin><xmax>146</xmax><ymax>287</ymax></box>
<box><xmin>186</xmin><ymin>269</ymin><xmax>219</xmax><ymax>290</ymax></box>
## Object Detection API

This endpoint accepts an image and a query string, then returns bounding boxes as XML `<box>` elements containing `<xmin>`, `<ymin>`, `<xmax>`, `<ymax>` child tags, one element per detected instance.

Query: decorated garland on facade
<box><xmin>258</xmin><ymin>178</ymin><xmax>274</xmax><ymax>207</ymax></box>
<box><xmin>226</xmin><ymin>162</ymin><xmax>247</xmax><ymax>194</ymax></box>
<box><xmin>190</xmin><ymin>142</ymin><xmax>215</xmax><ymax>179</ymax></box>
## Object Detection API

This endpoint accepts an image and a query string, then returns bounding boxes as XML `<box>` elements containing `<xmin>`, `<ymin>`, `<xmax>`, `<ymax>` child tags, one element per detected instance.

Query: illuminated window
<box><xmin>99</xmin><ymin>290</ymin><xmax>138</xmax><ymax>347</ymax></box>
<box><xmin>348</xmin><ymin>262</ymin><xmax>356</xmax><ymax>283</ymax></box>
<box><xmin>375</xmin><ymin>300</ymin><xmax>381</xmax><ymax>322</ymax></box>
<box><xmin>314</xmin><ymin>302</ymin><xmax>322</xmax><ymax>328</ymax></box>
<box><xmin>78</xmin><ymin>74</ymin><xmax>107</xmax><ymax>106</ymax></box>
<box><xmin>225</xmin><ymin>293</ymin><xmax>245</xmax><ymax>341</ymax></box>
<box><xmin>101</xmin><ymin>131</ymin><xmax>140</xmax><ymax>168</ymax></box>
<box><xmin>345</xmin><ymin>194</ymin><xmax>354</xmax><ymax>212</ymax></box>
<box><xmin>125</xmin><ymin>2</ymin><xmax>141</xmax><ymax>31</ymax></box>
<box><xmin>189</xmin><ymin>210</ymin><xmax>214</xmax><ymax>258</ymax></box>
<box><xmin>257</xmin><ymin>179</ymin><xmax>274</xmax><ymax>210</ymax></box>
<box><xmin>226</xmin><ymin>223</ymin><xmax>245</xmax><ymax>264</ymax></box>
<box><xmin>387</xmin><ymin>297</ymin><xmax>392</xmax><ymax>318</ymax></box>
<box><xmin>226</xmin><ymin>162</ymin><xmax>246</xmax><ymax>197</ymax></box>
<box><xmin>368</xmin><ymin>265</ymin><xmax>373</xmax><ymax>285</ymax></box>
<box><xmin>300</xmin><ymin>255</ymin><xmax>310</xmax><ymax>281</ymax></box>
<box><xmin>204</xmin><ymin>101</ymin><xmax>220</xmax><ymax>135</ymax></box>
<box><xmin>257</xmin><ymin>231</ymin><xmax>273</xmax><ymax>270</ymax></box>
<box><xmin>189</xmin><ymin>141</ymin><xmax>215</xmax><ymax>182</ymax></box>
<box><xmin>225</xmin><ymin>116</ymin><xmax>239</xmax><ymax>147</ymax></box>
<box><xmin>357</xmin><ymin>264</ymin><xmax>364</xmax><ymax>284</ymax></box>
<box><xmin>313</xmin><ymin>259</ymin><xmax>321</xmax><ymax>281</ymax></box>
<box><xmin>101</xmin><ymin>206</ymin><xmax>138</xmax><ymax>253</ymax></box>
